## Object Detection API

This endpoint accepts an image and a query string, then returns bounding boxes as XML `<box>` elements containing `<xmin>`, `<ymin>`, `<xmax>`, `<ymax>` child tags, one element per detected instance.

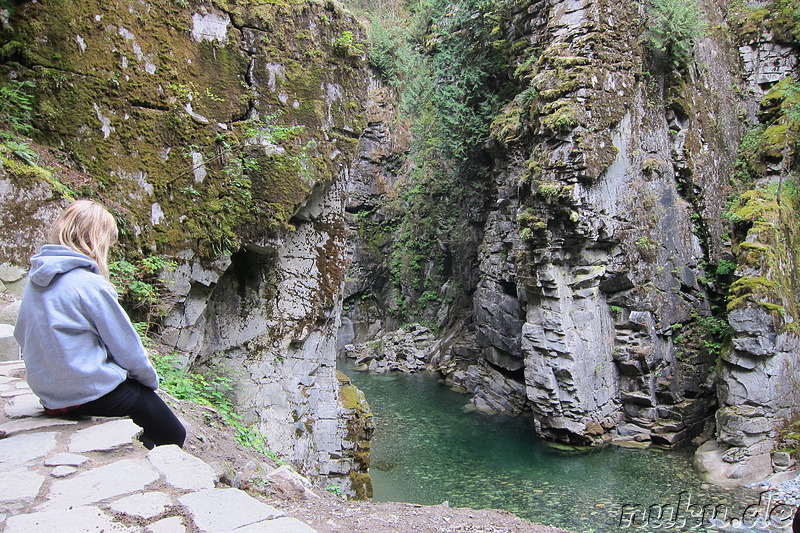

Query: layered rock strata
<box><xmin>341</xmin><ymin>0</ymin><xmax>774</xmax><ymax>464</ymax></box>
<box><xmin>0</xmin><ymin>0</ymin><xmax>373</xmax><ymax>495</ymax></box>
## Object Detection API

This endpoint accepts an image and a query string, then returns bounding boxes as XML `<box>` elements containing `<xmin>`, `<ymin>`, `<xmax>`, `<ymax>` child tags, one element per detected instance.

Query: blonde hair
<box><xmin>49</xmin><ymin>200</ymin><xmax>118</xmax><ymax>278</ymax></box>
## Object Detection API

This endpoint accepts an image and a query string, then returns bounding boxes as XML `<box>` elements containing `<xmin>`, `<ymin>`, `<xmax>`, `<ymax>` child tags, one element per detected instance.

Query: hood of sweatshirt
<box><xmin>28</xmin><ymin>244</ymin><xmax>100</xmax><ymax>287</ymax></box>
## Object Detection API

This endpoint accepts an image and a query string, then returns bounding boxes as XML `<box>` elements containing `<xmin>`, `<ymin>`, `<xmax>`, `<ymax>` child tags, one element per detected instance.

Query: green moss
<box><xmin>540</xmin><ymin>103</ymin><xmax>579</xmax><ymax>132</ymax></box>
<box><xmin>1</xmin><ymin>0</ymin><xmax>370</xmax><ymax>262</ymax></box>
<box><xmin>725</xmin><ymin>185</ymin><xmax>800</xmax><ymax>326</ymax></box>
<box><xmin>0</xmin><ymin>148</ymin><xmax>48</xmax><ymax>184</ymax></box>
<box><xmin>729</xmin><ymin>0</ymin><xmax>800</xmax><ymax>44</ymax></box>
<box><xmin>490</xmin><ymin>102</ymin><xmax>525</xmax><ymax>144</ymax></box>
<box><xmin>515</xmin><ymin>1</ymin><xmax>639</xmax><ymax>182</ymax></box>
<box><xmin>348</xmin><ymin>471</ymin><xmax>373</xmax><ymax>500</ymax></box>
<box><xmin>336</xmin><ymin>371</ymin><xmax>370</xmax><ymax>413</ymax></box>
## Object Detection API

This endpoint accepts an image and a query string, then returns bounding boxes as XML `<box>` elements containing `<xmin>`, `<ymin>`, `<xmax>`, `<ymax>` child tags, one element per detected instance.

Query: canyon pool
<box><xmin>339</xmin><ymin>360</ymin><xmax>788</xmax><ymax>532</ymax></box>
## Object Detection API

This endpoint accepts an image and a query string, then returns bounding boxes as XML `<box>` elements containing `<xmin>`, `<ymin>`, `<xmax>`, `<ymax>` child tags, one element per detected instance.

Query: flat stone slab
<box><xmin>147</xmin><ymin>444</ymin><xmax>218</xmax><ymax>491</ymax></box>
<box><xmin>109</xmin><ymin>491</ymin><xmax>173</xmax><ymax>519</ymax></box>
<box><xmin>0</xmin><ymin>432</ymin><xmax>58</xmax><ymax>472</ymax></box>
<box><xmin>178</xmin><ymin>488</ymin><xmax>285</xmax><ymax>532</ymax></box>
<box><xmin>0</xmin><ymin>361</ymin><xmax>25</xmax><ymax>374</ymax></box>
<box><xmin>146</xmin><ymin>516</ymin><xmax>187</xmax><ymax>533</ymax></box>
<box><xmin>39</xmin><ymin>458</ymin><xmax>159</xmax><ymax>511</ymax></box>
<box><xmin>1</xmin><ymin>389</ymin><xmax>33</xmax><ymax>398</ymax></box>
<box><xmin>4</xmin><ymin>505</ymin><xmax>138</xmax><ymax>533</ymax></box>
<box><xmin>0</xmin><ymin>416</ymin><xmax>78</xmax><ymax>437</ymax></box>
<box><xmin>4</xmin><ymin>393</ymin><xmax>43</xmax><ymax>418</ymax></box>
<box><xmin>234</xmin><ymin>517</ymin><xmax>318</xmax><ymax>533</ymax></box>
<box><xmin>69</xmin><ymin>418</ymin><xmax>142</xmax><ymax>453</ymax></box>
<box><xmin>0</xmin><ymin>467</ymin><xmax>45</xmax><ymax>514</ymax></box>
<box><xmin>50</xmin><ymin>465</ymin><xmax>78</xmax><ymax>477</ymax></box>
<box><xmin>44</xmin><ymin>452</ymin><xmax>90</xmax><ymax>467</ymax></box>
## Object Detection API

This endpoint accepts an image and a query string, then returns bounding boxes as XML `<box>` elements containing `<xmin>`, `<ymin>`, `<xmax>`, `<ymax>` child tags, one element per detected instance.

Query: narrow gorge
<box><xmin>1</xmin><ymin>0</ymin><xmax>800</xmax><ymax>514</ymax></box>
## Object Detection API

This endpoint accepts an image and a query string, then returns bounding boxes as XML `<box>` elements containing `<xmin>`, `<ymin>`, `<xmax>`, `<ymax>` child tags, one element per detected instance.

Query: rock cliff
<box><xmin>0</xmin><ymin>0</ymin><xmax>372</xmax><ymax>496</ymax></box>
<box><xmin>2</xmin><ymin>0</ymin><xmax>800</xmax><ymax>495</ymax></box>
<box><xmin>340</xmin><ymin>0</ymin><xmax>800</xmax><ymax>488</ymax></box>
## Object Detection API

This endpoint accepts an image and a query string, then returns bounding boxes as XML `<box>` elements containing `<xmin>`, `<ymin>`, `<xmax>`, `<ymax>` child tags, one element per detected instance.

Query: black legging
<box><xmin>68</xmin><ymin>379</ymin><xmax>186</xmax><ymax>449</ymax></box>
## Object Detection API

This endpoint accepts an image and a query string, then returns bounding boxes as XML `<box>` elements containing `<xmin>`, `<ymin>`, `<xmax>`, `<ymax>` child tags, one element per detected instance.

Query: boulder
<box><xmin>0</xmin><ymin>301</ymin><xmax>21</xmax><ymax>326</ymax></box>
<box><xmin>0</xmin><ymin>324</ymin><xmax>20</xmax><ymax>362</ymax></box>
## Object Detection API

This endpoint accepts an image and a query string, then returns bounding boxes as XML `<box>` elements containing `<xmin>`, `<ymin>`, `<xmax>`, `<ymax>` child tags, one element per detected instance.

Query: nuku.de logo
<box><xmin>617</xmin><ymin>490</ymin><xmax>795</xmax><ymax>530</ymax></box>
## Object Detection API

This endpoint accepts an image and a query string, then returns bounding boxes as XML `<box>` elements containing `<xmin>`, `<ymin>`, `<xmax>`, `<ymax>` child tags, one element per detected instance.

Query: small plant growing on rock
<box><xmin>110</xmin><ymin>255</ymin><xmax>177</xmax><ymax>327</ymax></box>
<box><xmin>326</xmin><ymin>484</ymin><xmax>345</xmax><ymax>498</ymax></box>
<box><xmin>333</xmin><ymin>31</ymin><xmax>365</xmax><ymax>58</ymax></box>
<box><xmin>645</xmin><ymin>0</ymin><xmax>707</xmax><ymax>70</ymax></box>
<box><xmin>0</xmin><ymin>80</ymin><xmax>35</xmax><ymax>139</ymax></box>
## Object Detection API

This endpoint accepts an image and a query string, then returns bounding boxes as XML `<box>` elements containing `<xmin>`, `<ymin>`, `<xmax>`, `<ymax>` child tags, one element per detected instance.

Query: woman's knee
<box><xmin>129</xmin><ymin>385</ymin><xmax>187</xmax><ymax>447</ymax></box>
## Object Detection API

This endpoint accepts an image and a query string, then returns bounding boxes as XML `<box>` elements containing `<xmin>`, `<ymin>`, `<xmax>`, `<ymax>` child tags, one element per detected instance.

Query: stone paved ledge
<box><xmin>0</xmin><ymin>360</ymin><xmax>319</xmax><ymax>533</ymax></box>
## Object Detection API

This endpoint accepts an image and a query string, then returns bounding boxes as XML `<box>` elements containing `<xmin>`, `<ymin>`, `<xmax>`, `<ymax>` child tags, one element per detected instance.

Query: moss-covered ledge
<box><xmin>0</xmin><ymin>0</ymin><xmax>369</xmax><ymax>263</ymax></box>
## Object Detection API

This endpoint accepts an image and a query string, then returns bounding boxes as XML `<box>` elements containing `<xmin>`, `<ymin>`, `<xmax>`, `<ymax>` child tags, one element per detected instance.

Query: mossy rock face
<box><xmin>505</xmin><ymin>0</ymin><xmax>640</xmax><ymax>185</ymax></box>
<box><xmin>729</xmin><ymin>0</ymin><xmax>800</xmax><ymax>45</ymax></box>
<box><xmin>0</xmin><ymin>0</ymin><xmax>369</xmax><ymax>261</ymax></box>
<box><xmin>727</xmin><ymin>188</ymin><xmax>800</xmax><ymax>325</ymax></box>
<box><xmin>336</xmin><ymin>369</ymin><xmax>374</xmax><ymax>499</ymax></box>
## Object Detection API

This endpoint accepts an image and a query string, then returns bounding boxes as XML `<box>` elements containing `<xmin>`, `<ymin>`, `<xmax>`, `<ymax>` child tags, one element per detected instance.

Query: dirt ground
<box><xmin>172</xmin><ymin>397</ymin><xmax>573</xmax><ymax>533</ymax></box>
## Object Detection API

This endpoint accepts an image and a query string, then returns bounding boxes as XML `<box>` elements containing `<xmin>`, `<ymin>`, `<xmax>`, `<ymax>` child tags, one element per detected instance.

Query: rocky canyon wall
<box><xmin>481</xmin><ymin>0</ymin><xmax>744</xmax><ymax>448</ymax></box>
<box><xmin>0</xmin><ymin>0</ymin><xmax>372</xmax><ymax>496</ymax></box>
<box><xmin>342</xmin><ymin>0</ymin><xmax>800</xmax><ymax>487</ymax></box>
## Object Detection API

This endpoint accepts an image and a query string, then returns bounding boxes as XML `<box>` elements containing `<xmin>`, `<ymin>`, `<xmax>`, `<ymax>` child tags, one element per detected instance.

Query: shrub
<box><xmin>0</xmin><ymin>80</ymin><xmax>35</xmax><ymax>138</ymax></box>
<box><xmin>645</xmin><ymin>0</ymin><xmax>707</xmax><ymax>70</ymax></box>
<box><xmin>110</xmin><ymin>256</ymin><xmax>177</xmax><ymax>327</ymax></box>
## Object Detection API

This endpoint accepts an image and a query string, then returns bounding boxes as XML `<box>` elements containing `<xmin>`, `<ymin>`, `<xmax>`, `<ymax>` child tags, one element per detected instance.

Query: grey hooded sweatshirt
<box><xmin>14</xmin><ymin>245</ymin><xmax>159</xmax><ymax>409</ymax></box>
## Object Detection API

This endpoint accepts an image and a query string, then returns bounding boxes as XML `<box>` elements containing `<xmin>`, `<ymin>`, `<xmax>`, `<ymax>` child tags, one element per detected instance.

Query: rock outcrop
<box><xmin>343</xmin><ymin>0</ymin><xmax>739</xmax><ymax>448</ymax></box>
<box><xmin>339</xmin><ymin>0</ymin><xmax>800</xmax><ymax>487</ymax></box>
<box><xmin>3</xmin><ymin>0</ymin><xmax>800</xmax><ymax>497</ymax></box>
<box><xmin>0</xmin><ymin>0</ymin><xmax>373</xmax><ymax>495</ymax></box>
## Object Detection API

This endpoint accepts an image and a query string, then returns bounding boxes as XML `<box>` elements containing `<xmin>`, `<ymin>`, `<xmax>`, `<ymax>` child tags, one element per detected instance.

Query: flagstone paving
<box><xmin>0</xmin><ymin>360</ymin><xmax>319</xmax><ymax>533</ymax></box>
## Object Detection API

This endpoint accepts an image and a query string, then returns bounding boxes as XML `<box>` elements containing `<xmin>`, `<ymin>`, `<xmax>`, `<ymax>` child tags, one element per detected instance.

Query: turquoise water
<box><xmin>339</xmin><ymin>360</ymin><xmax>776</xmax><ymax>532</ymax></box>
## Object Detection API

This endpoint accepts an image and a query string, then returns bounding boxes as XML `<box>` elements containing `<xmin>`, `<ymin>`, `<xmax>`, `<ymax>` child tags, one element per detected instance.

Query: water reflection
<box><xmin>339</xmin><ymin>359</ymin><xmax>766</xmax><ymax>532</ymax></box>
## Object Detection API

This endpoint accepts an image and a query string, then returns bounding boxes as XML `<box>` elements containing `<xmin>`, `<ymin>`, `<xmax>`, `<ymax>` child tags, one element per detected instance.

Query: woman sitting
<box><xmin>14</xmin><ymin>199</ymin><xmax>185</xmax><ymax>449</ymax></box>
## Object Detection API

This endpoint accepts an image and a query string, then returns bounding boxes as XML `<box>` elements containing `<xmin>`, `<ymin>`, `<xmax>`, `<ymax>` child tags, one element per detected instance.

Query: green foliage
<box><xmin>725</xmin><ymin>77</ymin><xmax>800</xmax><ymax>222</ymax></box>
<box><xmin>0</xmin><ymin>138</ymin><xmax>39</xmax><ymax>166</ymax></box>
<box><xmin>729</xmin><ymin>0</ymin><xmax>800</xmax><ymax>43</ymax></box>
<box><xmin>715</xmin><ymin>259</ymin><xmax>738</xmax><ymax>277</ymax></box>
<box><xmin>777</xmin><ymin>419</ymin><xmax>800</xmax><ymax>456</ymax></box>
<box><xmin>353</xmin><ymin>0</ymin><xmax>516</xmax><ymax>324</ymax></box>
<box><xmin>0</xmin><ymin>80</ymin><xmax>40</xmax><ymax>169</ymax></box>
<box><xmin>539</xmin><ymin>182</ymin><xmax>564</xmax><ymax>198</ymax></box>
<box><xmin>406</xmin><ymin>0</ymin><xmax>514</xmax><ymax>163</ymax></box>
<box><xmin>691</xmin><ymin>311</ymin><xmax>732</xmax><ymax>358</ymax></box>
<box><xmin>363</xmin><ymin>0</ymin><xmax>514</xmax><ymax>164</ymax></box>
<box><xmin>0</xmin><ymin>80</ymin><xmax>36</xmax><ymax>138</ymax></box>
<box><xmin>673</xmin><ymin>311</ymin><xmax>732</xmax><ymax>360</ymax></box>
<box><xmin>148</xmin><ymin>347</ymin><xmax>277</xmax><ymax>458</ymax></box>
<box><xmin>333</xmin><ymin>30</ymin><xmax>365</xmax><ymax>57</ymax></box>
<box><xmin>645</xmin><ymin>0</ymin><xmax>707</xmax><ymax>70</ymax></box>
<box><xmin>367</xmin><ymin>16</ymin><xmax>407</xmax><ymax>85</ymax></box>
<box><xmin>325</xmin><ymin>484</ymin><xmax>345</xmax><ymax>498</ymax></box>
<box><xmin>732</xmin><ymin>125</ymin><xmax>767</xmax><ymax>186</ymax></box>
<box><xmin>109</xmin><ymin>256</ymin><xmax>177</xmax><ymax>327</ymax></box>
<box><xmin>242</xmin><ymin>113</ymin><xmax>306</xmax><ymax>144</ymax></box>
<box><xmin>635</xmin><ymin>236</ymin><xmax>657</xmax><ymax>251</ymax></box>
